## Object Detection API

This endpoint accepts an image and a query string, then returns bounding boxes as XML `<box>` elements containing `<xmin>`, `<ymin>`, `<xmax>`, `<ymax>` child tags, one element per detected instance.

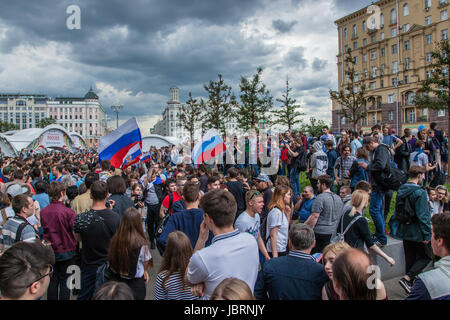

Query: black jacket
<box><xmin>368</xmin><ymin>144</ymin><xmax>391</xmax><ymax>191</ymax></box>
<box><xmin>394</xmin><ymin>136</ymin><xmax>411</xmax><ymax>173</ymax></box>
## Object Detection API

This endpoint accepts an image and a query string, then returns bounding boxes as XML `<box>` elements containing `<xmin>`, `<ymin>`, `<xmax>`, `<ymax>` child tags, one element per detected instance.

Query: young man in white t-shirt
<box><xmin>187</xmin><ymin>190</ymin><xmax>259</xmax><ymax>300</ymax></box>
<box><xmin>234</xmin><ymin>190</ymin><xmax>271</xmax><ymax>261</ymax></box>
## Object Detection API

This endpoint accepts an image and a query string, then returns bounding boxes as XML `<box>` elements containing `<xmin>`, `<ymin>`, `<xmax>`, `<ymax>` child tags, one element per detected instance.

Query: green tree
<box><xmin>329</xmin><ymin>48</ymin><xmax>367</xmax><ymax>131</ymax></box>
<box><xmin>236</xmin><ymin>67</ymin><xmax>273</xmax><ymax>131</ymax></box>
<box><xmin>202</xmin><ymin>74</ymin><xmax>237</xmax><ymax>137</ymax></box>
<box><xmin>271</xmin><ymin>77</ymin><xmax>304</xmax><ymax>130</ymax></box>
<box><xmin>37</xmin><ymin>117</ymin><xmax>56</xmax><ymax>128</ymax></box>
<box><xmin>179</xmin><ymin>92</ymin><xmax>203</xmax><ymax>150</ymax></box>
<box><xmin>301</xmin><ymin>117</ymin><xmax>328</xmax><ymax>138</ymax></box>
<box><xmin>0</xmin><ymin>121</ymin><xmax>19</xmax><ymax>133</ymax></box>
<box><xmin>414</xmin><ymin>39</ymin><xmax>449</xmax><ymax>139</ymax></box>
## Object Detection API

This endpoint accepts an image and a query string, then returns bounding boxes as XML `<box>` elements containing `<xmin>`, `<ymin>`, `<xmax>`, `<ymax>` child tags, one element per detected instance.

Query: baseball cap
<box><xmin>6</xmin><ymin>184</ymin><xmax>29</xmax><ymax>197</ymax></box>
<box><xmin>254</xmin><ymin>175</ymin><xmax>270</xmax><ymax>183</ymax></box>
<box><xmin>418</xmin><ymin>125</ymin><xmax>426</xmax><ymax>132</ymax></box>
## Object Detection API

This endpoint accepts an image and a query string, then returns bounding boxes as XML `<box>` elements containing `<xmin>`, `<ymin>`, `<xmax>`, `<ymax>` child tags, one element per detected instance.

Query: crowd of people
<box><xmin>0</xmin><ymin>120</ymin><xmax>449</xmax><ymax>301</ymax></box>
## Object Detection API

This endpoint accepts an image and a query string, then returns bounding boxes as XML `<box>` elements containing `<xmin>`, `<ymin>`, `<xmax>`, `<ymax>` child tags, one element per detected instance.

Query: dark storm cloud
<box><xmin>272</xmin><ymin>19</ymin><xmax>298</xmax><ymax>33</ymax></box>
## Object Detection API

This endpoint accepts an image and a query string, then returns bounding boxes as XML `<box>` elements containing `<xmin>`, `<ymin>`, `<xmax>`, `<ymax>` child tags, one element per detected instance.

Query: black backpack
<box><xmin>297</xmin><ymin>149</ymin><xmax>308</xmax><ymax>172</ymax></box>
<box><xmin>376</xmin><ymin>145</ymin><xmax>408</xmax><ymax>191</ymax></box>
<box><xmin>394</xmin><ymin>195</ymin><xmax>416</xmax><ymax>225</ymax></box>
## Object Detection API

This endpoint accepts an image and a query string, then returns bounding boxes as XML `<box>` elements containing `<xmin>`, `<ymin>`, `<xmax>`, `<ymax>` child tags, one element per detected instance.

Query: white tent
<box><xmin>142</xmin><ymin>134</ymin><xmax>180</xmax><ymax>151</ymax></box>
<box><xmin>2</xmin><ymin>124</ymin><xmax>75</xmax><ymax>153</ymax></box>
<box><xmin>70</xmin><ymin>132</ymin><xmax>87</xmax><ymax>150</ymax></box>
<box><xmin>0</xmin><ymin>133</ymin><xmax>19</xmax><ymax>157</ymax></box>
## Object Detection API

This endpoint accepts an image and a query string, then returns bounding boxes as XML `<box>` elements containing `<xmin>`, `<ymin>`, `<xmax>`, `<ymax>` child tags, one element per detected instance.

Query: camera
<box><xmin>132</xmin><ymin>194</ymin><xmax>144</xmax><ymax>204</ymax></box>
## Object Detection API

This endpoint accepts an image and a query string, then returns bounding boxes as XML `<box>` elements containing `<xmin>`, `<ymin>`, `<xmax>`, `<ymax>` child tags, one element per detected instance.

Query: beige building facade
<box><xmin>332</xmin><ymin>0</ymin><xmax>449</xmax><ymax>134</ymax></box>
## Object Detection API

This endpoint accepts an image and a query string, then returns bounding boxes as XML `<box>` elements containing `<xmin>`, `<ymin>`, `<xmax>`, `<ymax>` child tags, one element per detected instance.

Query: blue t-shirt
<box><xmin>299</xmin><ymin>197</ymin><xmax>316</xmax><ymax>223</ymax></box>
<box><xmin>382</xmin><ymin>135</ymin><xmax>397</xmax><ymax>148</ymax></box>
<box><xmin>32</xmin><ymin>193</ymin><xmax>50</xmax><ymax>210</ymax></box>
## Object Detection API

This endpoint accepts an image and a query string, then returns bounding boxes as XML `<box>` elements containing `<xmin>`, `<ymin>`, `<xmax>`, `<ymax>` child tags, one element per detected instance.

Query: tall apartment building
<box><xmin>153</xmin><ymin>87</ymin><xmax>239</xmax><ymax>139</ymax></box>
<box><xmin>332</xmin><ymin>0</ymin><xmax>449</xmax><ymax>134</ymax></box>
<box><xmin>0</xmin><ymin>94</ymin><xmax>49</xmax><ymax>129</ymax></box>
<box><xmin>47</xmin><ymin>87</ymin><xmax>107</xmax><ymax>147</ymax></box>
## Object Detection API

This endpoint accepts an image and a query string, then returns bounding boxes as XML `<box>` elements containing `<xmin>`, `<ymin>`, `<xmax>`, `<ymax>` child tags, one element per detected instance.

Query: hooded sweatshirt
<box><xmin>310</xmin><ymin>142</ymin><xmax>328</xmax><ymax>179</ymax></box>
<box><xmin>392</xmin><ymin>183</ymin><xmax>431</xmax><ymax>242</ymax></box>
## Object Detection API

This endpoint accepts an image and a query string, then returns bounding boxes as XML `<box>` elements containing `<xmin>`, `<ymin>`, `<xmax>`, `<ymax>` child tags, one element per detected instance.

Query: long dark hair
<box><xmin>108</xmin><ymin>208</ymin><xmax>150</xmax><ymax>275</ymax></box>
<box><xmin>158</xmin><ymin>231</ymin><xmax>193</xmax><ymax>291</ymax></box>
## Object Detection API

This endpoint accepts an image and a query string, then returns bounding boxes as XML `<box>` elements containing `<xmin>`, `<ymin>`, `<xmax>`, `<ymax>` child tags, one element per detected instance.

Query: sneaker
<box><xmin>374</xmin><ymin>240</ymin><xmax>387</xmax><ymax>247</ymax></box>
<box><xmin>399</xmin><ymin>277</ymin><xmax>413</xmax><ymax>294</ymax></box>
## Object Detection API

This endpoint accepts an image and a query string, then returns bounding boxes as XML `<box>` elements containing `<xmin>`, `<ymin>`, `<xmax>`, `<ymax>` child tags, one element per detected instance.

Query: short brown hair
<box><xmin>48</xmin><ymin>181</ymin><xmax>66</xmax><ymax>202</ymax></box>
<box><xmin>101</xmin><ymin>160</ymin><xmax>111</xmax><ymax>171</ymax></box>
<box><xmin>183</xmin><ymin>182</ymin><xmax>200</xmax><ymax>203</ymax></box>
<box><xmin>354</xmin><ymin>181</ymin><xmax>372</xmax><ymax>193</ymax></box>
<box><xmin>200</xmin><ymin>190</ymin><xmax>236</xmax><ymax>228</ymax></box>
<box><xmin>409</xmin><ymin>165</ymin><xmax>426</xmax><ymax>179</ymax></box>
<box><xmin>12</xmin><ymin>194</ymin><xmax>31</xmax><ymax>215</ymax></box>
<box><xmin>107</xmin><ymin>176</ymin><xmax>127</xmax><ymax>195</ymax></box>
<box><xmin>90</xmin><ymin>181</ymin><xmax>109</xmax><ymax>201</ymax></box>
<box><xmin>318</xmin><ymin>175</ymin><xmax>333</xmax><ymax>189</ymax></box>
<box><xmin>431</xmin><ymin>213</ymin><xmax>450</xmax><ymax>251</ymax></box>
<box><xmin>356</xmin><ymin>147</ymin><xmax>368</xmax><ymax>160</ymax></box>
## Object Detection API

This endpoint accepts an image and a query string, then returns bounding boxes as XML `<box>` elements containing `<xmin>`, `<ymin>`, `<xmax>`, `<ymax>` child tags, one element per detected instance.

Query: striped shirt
<box><xmin>0</xmin><ymin>216</ymin><xmax>38</xmax><ymax>250</ymax></box>
<box><xmin>154</xmin><ymin>271</ymin><xmax>199</xmax><ymax>300</ymax></box>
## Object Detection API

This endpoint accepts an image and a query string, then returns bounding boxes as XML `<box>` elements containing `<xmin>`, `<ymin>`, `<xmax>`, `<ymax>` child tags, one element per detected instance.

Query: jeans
<box><xmin>312</xmin><ymin>233</ymin><xmax>332</xmax><ymax>254</ymax></box>
<box><xmin>384</xmin><ymin>189</ymin><xmax>394</xmax><ymax>220</ymax></box>
<box><xmin>404</xmin><ymin>240</ymin><xmax>432</xmax><ymax>280</ymax></box>
<box><xmin>370</xmin><ymin>190</ymin><xmax>387</xmax><ymax>244</ymax></box>
<box><xmin>281</xmin><ymin>162</ymin><xmax>287</xmax><ymax>176</ymax></box>
<box><xmin>47</xmin><ymin>258</ymin><xmax>73</xmax><ymax>300</ymax></box>
<box><xmin>77</xmin><ymin>266</ymin><xmax>98</xmax><ymax>300</ymax></box>
<box><xmin>146</xmin><ymin>203</ymin><xmax>161</xmax><ymax>243</ymax></box>
<box><xmin>289</xmin><ymin>168</ymin><xmax>301</xmax><ymax>198</ymax></box>
<box><xmin>310</xmin><ymin>178</ymin><xmax>318</xmax><ymax>195</ymax></box>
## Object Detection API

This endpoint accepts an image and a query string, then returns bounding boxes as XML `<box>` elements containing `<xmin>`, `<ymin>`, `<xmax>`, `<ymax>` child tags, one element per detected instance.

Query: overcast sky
<box><xmin>0</xmin><ymin>0</ymin><xmax>371</xmax><ymax>134</ymax></box>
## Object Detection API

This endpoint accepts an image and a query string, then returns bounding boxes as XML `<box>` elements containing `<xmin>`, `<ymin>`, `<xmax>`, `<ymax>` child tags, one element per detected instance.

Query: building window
<box><xmin>408</xmin><ymin>109</ymin><xmax>415</xmax><ymax>123</ymax></box>
<box><xmin>426</xmin><ymin>16</ymin><xmax>432</xmax><ymax>25</ymax></box>
<box><xmin>392</xmin><ymin>28</ymin><xmax>397</xmax><ymax>37</ymax></box>
<box><xmin>391</xmin><ymin>9</ymin><xmax>397</xmax><ymax>24</ymax></box>
<box><xmin>407</xmin><ymin>92</ymin><xmax>415</xmax><ymax>105</ymax></box>
<box><xmin>381</xmin><ymin>32</ymin><xmax>385</xmax><ymax>40</ymax></box>
<box><xmin>372</xmin><ymin>66</ymin><xmax>377</xmax><ymax>77</ymax></box>
<box><xmin>392</xmin><ymin>78</ymin><xmax>398</xmax><ymax>86</ymax></box>
<box><xmin>438</xmin><ymin>109</ymin><xmax>445</xmax><ymax>117</ymax></box>
<box><xmin>426</xmin><ymin>70</ymin><xmax>432</xmax><ymax>79</ymax></box>
<box><xmin>381</xmin><ymin>47</ymin><xmax>385</xmax><ymax>57</ymax></box>
<box><xmin>372</xmin><ymin>113</ymin><xmax>377</xmax><ymax>125</ymax></box>
<box><xmin>341</xmin><ymin>117</ymin><xmax>346</xmax><ymax>125</ymax></box>
<box><xmin>364</xmin><ymin>68</ymin><xmax>368</xmax><ymax>78</ymax></box>
<box><xmin>353</xmin><ymin>24</ymin><xmax>357</xmax><ymax>38</ymax></box>
<box><xmin>404</xmin><ymin>24</ymin><xmax>410</xmax><ymax>32</ymax></box>
<box><xmin>389</xmin><ymin>111</ymin><xmax>394</xmax><ymax>121</ymax></box>
<box><xmin>392</xmin><ymin>44</ymin><xmax>398</xmax><ymax>54</ymax></box>
<box><xmin>355</xmin><ymin>72</ymin><xmax>359</xmax><ymax>82</ymax></box>
<box><xmin>441</xmin><ymin>10</ymin><xmax>448</xmax><ymax>21</ymax></box>
<box><xmin>354</xmin><ymin>56</ymin><xmax>358</xmax><ymax>64</ymax></box>
<box><xmin>404</xmin><ymin>75</ymin><xmax>409</xmax><ymax>83</ymax></box>
<box><xmin>370</xmin><ymin>82</ymin><xmax>376</xmax><ymax>90</ymax></box>
<box><xmin>405</xmin><ymin>58</ymin><xmax>410</xmax><ymax>70</ymax></box>
<box><xmin>381</xmin><ymin>80</ymin><xmax>384</xmax><ymax>88</ymax></box>
<box><xmin>393</xmin><ymin>61</ymin><xmax>398</xmax><ymax>73</ymax></box>
<box><xmin>425</xmin><ymin>0</ymin><xmax>431</xmax><ymax>9</ymax></box>
<box><xmin>353</xmin><ymin>41</ymin><xmax>358</xmax><ymax>50</ymax></box>
<box><xmin>426</xmin><ymin>52</ymin><xmax>433</xmax><ymax>62</ymax></box>
<box><xmin>363</xmin><ymin>38</ymin><xmax>367</xmax><ymax>46</ymax></box>
<box><xmin>426</xmin><ymin>34</ymin><xmax>432</xmax><ymax>44</ymax></box>
<box><xmin>344</xmin><ymin>45</ymin><xmax>348</xmax><ymax>53</ymax></box>
<box><xmin>380</xmin><ymin>13</ymin><xmax>384</xmax><ymax>26</ymax></box>
<box><xmin>371</xmin><ymin>50</ymin><xmax>377</xmax><ymax>59</ymax></box>
<box><xmin>363</xmin><ymin>21</ymin><xmax>367</xmax><ymax>32</ymax></box>
<box><xmin>443</xmin><ymin>29</ymin><xmax>449</xmax><ymax>40</ymax></box>
<box><xmin>404</xmin><ymin>40</ymin><xmax>410</xmax><ymax>50</ymax></box>
<box><xmin>344</xmin><ymin>28</ymin><xmax>347</xmax><ymax>38</ymax></box>
<box><xmin>363</xmin><ymin>53</ymin><xmax>367</xmax><ymax>62</ymax></box>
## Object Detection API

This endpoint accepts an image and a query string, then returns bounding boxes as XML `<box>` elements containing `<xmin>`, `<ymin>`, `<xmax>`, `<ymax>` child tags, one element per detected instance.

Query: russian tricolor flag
<box><xmin>98</xmin><ymin>117</ymin><xmax>142</xmax><ymax>169</ymax></box>
<box><xmin>121</xmin><ymin>143</ymin><xmax>143</xmax><ymax>169</ymax></box>
<box><xmin>141</xmin><ymin>152</ymin><xmax>152</xmax><ymax>164</ymax></box>
<box><xmin>192</xmin><ymin>129</ymin><xmax>226</xmax><ymax>165</ymax></box>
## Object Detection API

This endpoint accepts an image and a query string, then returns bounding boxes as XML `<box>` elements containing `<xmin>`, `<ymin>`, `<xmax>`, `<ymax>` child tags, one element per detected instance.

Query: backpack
<box><xmin>394</xmin><ymin>195</ymin><xmax>416</xmax><ymax>225</ymax></box>
<box><xmin>155</xmin><ymin>193</ymin><xmax>174</xmax><ymax>239</ymax></box>
<box><xmin>331</xmin><ymin>211</ymin><xmax>363</xmax><ymax>243</ymax></box>
<box><xmin>296</xmin><ymin>149</ymin><xmax>308</xmax><ymax>172</ymax></box>
<box><xmin>375</xmin><ymin>145</ymin><xmax>408</xmax><ymax>191</ymax></box>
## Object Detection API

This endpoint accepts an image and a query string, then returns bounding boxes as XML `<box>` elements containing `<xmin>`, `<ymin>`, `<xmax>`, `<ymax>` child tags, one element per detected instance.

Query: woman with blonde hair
<box><xmin>266</xmin><ymin>185</ymin><xmax>292</xmax><ymax>258</ymax></box>
<box><xmin>154</xmin><ymin>231</ymin><xmax>199</xmax><ymax>300</ymax></box>
<box><xmin>211</xmin><ymin>278</ymin><xmax>255</xmax><ymax>300</ymax></box>
<box><xmin>336</xmin><ymin>190</ymin><xmax>395</xmax><ymax>266</ymax></box>
<box><xmin>321</xmin><ymin>242</ymin><xmax>351</xmax><ymax>300</ymax></box>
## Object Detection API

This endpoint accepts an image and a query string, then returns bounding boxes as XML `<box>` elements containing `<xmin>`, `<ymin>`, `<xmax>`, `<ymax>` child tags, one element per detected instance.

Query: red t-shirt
<box><xmin>162</xmin><ymin>191</ymin><xmax>182</xmax><ymax>214</ymax></box>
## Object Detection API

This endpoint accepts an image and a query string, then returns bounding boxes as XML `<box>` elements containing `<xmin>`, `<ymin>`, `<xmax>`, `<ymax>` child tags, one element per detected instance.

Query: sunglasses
<box><xmin>249</xmin><ymin>191</ymin><xmax>262</xmax><ymax>201</ymax></box>
<box><xmin>21</xmin><ymin>265</ymin><xmax>54</xmax><ymax>288</ymax></box>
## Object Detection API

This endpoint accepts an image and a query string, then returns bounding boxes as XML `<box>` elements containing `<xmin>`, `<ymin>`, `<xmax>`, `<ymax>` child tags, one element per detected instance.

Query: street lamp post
<box><xmin>111</xmin><ymin>103</ymin><xmax>123</xmax><ymax>129</ymax></box>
